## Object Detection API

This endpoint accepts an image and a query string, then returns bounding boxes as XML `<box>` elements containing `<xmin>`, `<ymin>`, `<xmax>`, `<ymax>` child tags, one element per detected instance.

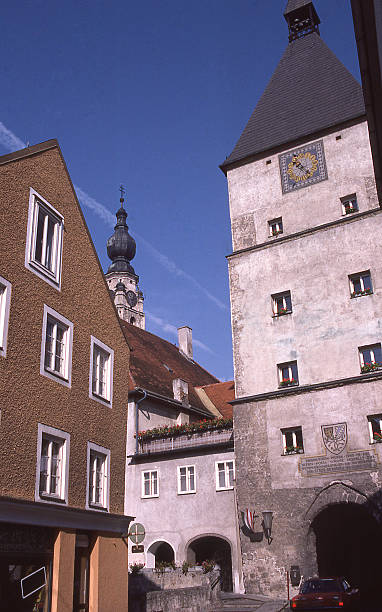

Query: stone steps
<box><xmin>210</xmin><ymin>593</ymin><xmax>288</xmax><ymax>612</ymax></box>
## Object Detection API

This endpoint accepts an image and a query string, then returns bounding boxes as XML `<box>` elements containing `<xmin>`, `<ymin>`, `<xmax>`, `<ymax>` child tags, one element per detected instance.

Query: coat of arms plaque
<box><xmin>321</xmin><ymin>423</ymin><xmax>347</xmax><ymax>455</ymax></box>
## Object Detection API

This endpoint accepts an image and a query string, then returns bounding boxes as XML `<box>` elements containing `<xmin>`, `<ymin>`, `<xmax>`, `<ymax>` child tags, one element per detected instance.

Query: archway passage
<box><xmin>187</xmin><ymin>536</ymin><xmax>233</xmax><ymax>592</ymax></box>
<box><xmin>311</xmin><ymin>503</ymin><xmax>382</xmax><ymax>607</ymax></box>
<box><xmin>147</xmin><ymin>541</ymin><xmax>175</xmax><ymax>568</ymax></box>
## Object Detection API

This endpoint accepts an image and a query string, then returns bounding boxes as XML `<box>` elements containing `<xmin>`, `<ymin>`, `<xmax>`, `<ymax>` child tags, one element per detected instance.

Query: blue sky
<box><xmin>0</xmin><ymin>0</ymin><xmax>360</xmax><ymax>381</ymax></box>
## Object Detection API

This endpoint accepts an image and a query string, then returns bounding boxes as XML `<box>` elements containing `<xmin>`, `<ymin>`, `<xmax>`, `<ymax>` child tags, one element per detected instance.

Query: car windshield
<box><xmin>301</xmin><ymin>579</ymin><xmax>341</xmax><ymax>594</ymax></box>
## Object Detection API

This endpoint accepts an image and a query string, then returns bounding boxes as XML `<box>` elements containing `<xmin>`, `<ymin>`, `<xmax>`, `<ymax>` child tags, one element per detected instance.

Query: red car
<box><xmin>290</xmin><ymin>577</ymin><xmax>360</xmax><ymax>610</ymax></box>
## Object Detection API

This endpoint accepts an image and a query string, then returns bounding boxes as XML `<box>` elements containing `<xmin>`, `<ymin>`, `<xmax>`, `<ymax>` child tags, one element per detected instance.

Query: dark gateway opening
<box><xmin>187</xmin><ymin>536</ymin><xmax>233</xmax><ymax>592</ymax></box>
<box><xmin>312</xmin><ymin>503</ymin><xmax>382</xmax><ymax>608</ymax></box>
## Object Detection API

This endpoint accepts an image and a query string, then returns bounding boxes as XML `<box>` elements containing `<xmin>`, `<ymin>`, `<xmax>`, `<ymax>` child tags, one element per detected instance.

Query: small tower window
<box><xmin>268</xmin><ymin>218</ymin><xmax>283</xmax><ymax>238</ymax></box>
<box><xmin>278</xmin><ymin>361</ymin><xmax>299</xmax><ymax>388</ymax></box>
<box><xmin>281</xmin><ymin>426</ymin><xmax>304</xmax><ymax>455</ymax></box>
<box><xmin>272</xmin><ymin>291</ymin><xmax>292</xmax><ymax>317</ymax></box>
<box><xmin>341</xmin><ymin>194</ymin><xmax>358</xmax><ymax>215</ymax></box>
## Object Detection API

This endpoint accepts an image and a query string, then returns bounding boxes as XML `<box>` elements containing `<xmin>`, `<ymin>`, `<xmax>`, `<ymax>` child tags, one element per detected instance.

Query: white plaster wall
<box><xmin>125</xmin><ymin>448</ymin><xmax>242</xmax><ymax>592</ymax></box>
<box><xmin>264</xmin><ymin>378</ymin><xmax>382</xmax><ymax>490</ymax></box>
<box><xmin>229</xmin><ymin>211</ymin><xmax>382</xmax><ymax>397</ymax></box>
<box><xmin>227</xmin><ymin>121</ymin><xmax>378</xmax><ymax>252</ymax></box>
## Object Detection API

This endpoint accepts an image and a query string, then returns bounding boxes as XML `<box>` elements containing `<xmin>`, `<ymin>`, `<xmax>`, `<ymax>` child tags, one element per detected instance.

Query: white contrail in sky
<box><xmin>0</xmin><ymin>122</ymin><xmax>26</xmax><ymax>151</ymax></box>
<box><xmin>145</xmin><ymin>312</ymin><xmax>214</xmax><ymax>354</ymax></box>
<box><xmin>0</xmin><ymin>122</ymin><xmax>227</xmax><ymax>312</ymax></box>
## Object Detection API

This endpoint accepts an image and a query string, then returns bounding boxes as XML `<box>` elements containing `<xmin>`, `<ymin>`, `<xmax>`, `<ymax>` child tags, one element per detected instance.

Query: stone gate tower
<box><xmin>105</xmin><ymin>195</ymin><xmax>145</xmax><ymax>329</ymax></box>
<box><xmin>222</xmin><ymin>0</ymin><xmax>382</xmax><ymax>602</ymax></box>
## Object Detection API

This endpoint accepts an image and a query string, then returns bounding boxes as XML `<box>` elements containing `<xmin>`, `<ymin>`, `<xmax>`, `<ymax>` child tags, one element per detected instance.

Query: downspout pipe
<box><xmin>135</xmin><ymin>387</ymin><xmax>147</xmax><ymax>455</ymax></box>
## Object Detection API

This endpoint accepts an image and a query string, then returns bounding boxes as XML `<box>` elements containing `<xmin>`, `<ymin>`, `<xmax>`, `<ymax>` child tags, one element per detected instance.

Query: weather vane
<box><xmin>119</xmin><ymin>184</ymin><xmax>126</xmax><ymax>206</ymax></box>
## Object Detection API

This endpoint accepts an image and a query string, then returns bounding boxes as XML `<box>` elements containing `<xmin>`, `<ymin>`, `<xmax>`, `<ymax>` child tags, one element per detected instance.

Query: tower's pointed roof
<box><xmin>221</xmin><ymin>3</ymin><xmax>365</xmax><ymax>171</ymax></box>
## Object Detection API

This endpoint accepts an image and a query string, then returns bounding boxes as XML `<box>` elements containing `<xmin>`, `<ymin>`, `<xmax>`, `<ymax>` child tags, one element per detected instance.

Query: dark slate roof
<box><xmin>284</xmin><ymin>0</ymin><xmax>312</xmax><ymax>14</ymax></box>
<box><xmin>221</xmin><ymin>33</ymin><xmax>365</xmax><ymax>170</ymax></box>
<box><xmin>120</xmin><ymin>320</ymin><xmax>219</xmax><ymax>414</ymax></box>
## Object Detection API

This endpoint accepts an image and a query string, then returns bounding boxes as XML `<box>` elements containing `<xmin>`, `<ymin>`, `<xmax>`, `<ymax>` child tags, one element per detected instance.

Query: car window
<box><xmin>301</xmin><ymin>579</ymin><xmax>341</xmax><ymax>594</ymax></box>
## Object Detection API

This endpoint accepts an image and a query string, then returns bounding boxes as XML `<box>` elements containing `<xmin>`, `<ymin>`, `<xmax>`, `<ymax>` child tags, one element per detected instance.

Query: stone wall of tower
<box><xmin>227</xmin><ymin>121</ymin><xmax>379</xmax><ymax>398</ymax></box>
<box><xmin>226</xmin><ymin>120</ymin><xmax>382</xmax><ymax>598</ymax></box>
<box><xmin>106</xmin><ymin>272</ymin><xmax>145</xmax><ymax>329</ymax></box>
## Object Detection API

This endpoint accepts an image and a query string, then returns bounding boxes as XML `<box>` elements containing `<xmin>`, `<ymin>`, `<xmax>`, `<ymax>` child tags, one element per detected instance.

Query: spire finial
<box><xmin>119</xmin><ymin>184</ymin><xmax>126</xmax><ymax>207</ymax></box>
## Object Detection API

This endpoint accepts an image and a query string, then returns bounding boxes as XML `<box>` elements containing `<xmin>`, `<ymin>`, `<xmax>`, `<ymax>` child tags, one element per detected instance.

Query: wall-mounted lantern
<box><xmin>262</xmin><ymin>511</ymin><xmax>274</xmax><ymax>544</ymax></box>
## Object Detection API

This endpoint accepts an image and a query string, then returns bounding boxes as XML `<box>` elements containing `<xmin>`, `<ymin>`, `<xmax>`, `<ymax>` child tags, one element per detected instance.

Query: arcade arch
<box><xmin>186</xmin><ymin>534</ymin><xmax>233</xmax><ymax>592</ymax></box>
<box><xmin>146</xmin><ymin>540</ymin><xmax>175</xmax><ymax>569</ymax></box>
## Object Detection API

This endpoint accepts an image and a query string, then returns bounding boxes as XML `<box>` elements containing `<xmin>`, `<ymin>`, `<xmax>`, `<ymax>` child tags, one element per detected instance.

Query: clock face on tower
<box><xmin>126</xmin><ymin>290</ymin><xmax>137</xmax><ymax>308</ymax></box>
<box><xmin>279</xmin><ymin>139</ymin><xmax>328</xmax><ymax>194</ymax></box>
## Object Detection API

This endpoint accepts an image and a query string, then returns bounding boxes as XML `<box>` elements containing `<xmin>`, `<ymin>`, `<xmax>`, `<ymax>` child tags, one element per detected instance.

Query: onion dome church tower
<box><xmin>105</xmin><ymin>192</ymin><xmax>145</xmax><ymax>329</ymax></box>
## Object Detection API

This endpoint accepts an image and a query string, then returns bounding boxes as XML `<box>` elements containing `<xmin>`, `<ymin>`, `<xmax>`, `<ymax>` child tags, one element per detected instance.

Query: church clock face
<box><xmin>279</xmin><ymin>139</ymin><xmax>328</xmax><ymax>194</ymax></box>
<box><xmin>126</xmin><ymin>290</ymin><xmax>137</xmax><ymax>307</ymax></box>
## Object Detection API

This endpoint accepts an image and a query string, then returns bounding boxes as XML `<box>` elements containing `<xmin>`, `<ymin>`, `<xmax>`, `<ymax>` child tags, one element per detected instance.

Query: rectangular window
<box><xmin>278</xmin><ymin>361</ymin><xmax>299</xmax><ymax>387</ymax></box>
<box><xmin>349</xmin><ymin>271</ymin><xmax>373</xmax><ymax>298</ymax></box>
<box><xmin>359</xmin><ymin>343</ymin><xmax>382</xmax><ymax>373</ymax></box>
<box><xmin>86</xmin><ymin>442</ymin><xmax>110</xmax><ymax>511</ymax></box>
<box><xmin>281</xmin><ymin>426</ymin><xmax>304</xmax><ymax>455</ymax></box>
<box><xmin>36</xmin><ymin>424</ymin><xmax>70</xmax><ymax>504</ymax></box>
<box><xmin>272</xmin><ymin>290</ymin><xmax>292</xmax><ymax>316</ymax></box>
<box><xmin>215</xmin><ymin>460</ymin><xmax>235</xmax><ymax>491</ymax></box>
<box><xmin>40</xmin><ymin>305</ymin><xmax>73</xmax><ymax>387</ymax></box>
<box><xmin>268</xmin><ymin>217</ymin><xmax>283</xmax><ymax>237</ymax></box>
<box><xmin>341</xmin><ymin>194</ymin><xmax>358</xmax><ymax>215</ymax></box>
<box><xmin>89</xmin><ymin>337</ymin><xmax>114</xmax><ymax>406</ymax></box>
<box><xmin>142</xmin><ymin>470</ymin><xmax>159</xmax><ymax>498</ymax></box>
<box><xmin>0</xmin><ymin>276</ymin><xmax>11</xmax><ymax>358</ymax></box>
<box><xmin>177</xmin><ymin>465</ymin><xmax>196</xmax><ymax>494</ymax></box>
<box><xmin>25</xmin><ymin>188</ymin><xmax>64</xmax><ymax>289</ymax></box>
<box><xmin>367</xmin><ymin>415</ymin><xmax>382</xmax><ymax>444</ymax></box>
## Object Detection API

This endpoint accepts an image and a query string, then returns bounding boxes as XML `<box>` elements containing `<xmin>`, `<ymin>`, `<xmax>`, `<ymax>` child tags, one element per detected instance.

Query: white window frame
<box><xmin>40</xmin><ymin>305</ymin><xmax>73</xmax><ymax>388</ymax></box>
<box><xmin>278</xmin><ymin>361</ymin><xmax>299</xmax><ymax>387</ymax></box>
<box><xmin>268</xmin><ymin>217</ymin><xmax>283</xmax><ymax>237</ymax></box>
<box><xmin>35</xmin><ymin>423</ymin><xmax>70</xmax><ymax>505</ymax></box>
<box><xmin>89</xmin><ymin>336</ymin><xmax>114</xmax><ymax>407</ymax></box>
<box><xmin>272</xmin><ymin>291</ymin><xmax>292</xmax><ymax>316</ymax></box>
<box><xmin>25</xmin><ymin>188</ymin><xmax>64</xmax><ymax>290</ymax></box>
<box><xmin>0</xmin><ymin>275</ymin><xmax>12</xmax><ymax>358</ymax></box>
<box><xmin>359</xmin><ymin>343</ymin><xmax>382</xmax><ymax>372</ymax></box>
<box><xmin>341</xmin><ymin>194</ymin><xmax>358</xmax><ymax>215</ymax></box>
<box><xmin>367</xmin><ymin>414</ymin><xmax>382</xmax><ymax>444</ymax></box>
<box><xmin>141</xmin><ymin>470</ymin><xmax>159</xmax><ymax>498</ymax></box>
<box><xmin>349</xmin><ymin>271</ymin><xmax>373</xmax><ymax>298</ymax></box>
<box><xmin>177</xmin><ymin>465</ymin><xmax>196</xmax><ymax>495</ymax></box>
<box><xmin>281</xmin><ymin>427</ymin><xmax>304</xmax><ymax>455</ymax></box>
<box><xmin>215</xmin><ymin>460</ymin><xmax>235</xmax><ymax>491</ymax></box>
<box><xmin>86</xmin><ymin>442</ymin><xmax>110</xmax><ymax>511</ymax></box>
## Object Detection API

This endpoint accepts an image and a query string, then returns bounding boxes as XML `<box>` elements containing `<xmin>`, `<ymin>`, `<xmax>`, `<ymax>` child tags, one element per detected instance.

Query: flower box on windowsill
<box><xmin>361</xmin><ymin>362</ymin><xmax>382</xmax><ymax>374</ymax></box>
<box><xmin>274</xmin><ymin>308</ymin><xmax>290</xmax><ymax>317</ymax></box>
<box><xmin>372</xmin><ymin>433</ymin><xmax>382</xmax><ymax>443</ymax></box>
<box><xmin>351</xmin><ymin>289</ymin><xmax>372</xmax><ymax>298</ymax></box>
<box><xmin>271</xmin><ymin>231</ymin><xmax>282</xmax><ymax>237</ymax></box>
<box><xmin>283</xmin><ymin>447</ymin><xmax>304</xmax><ymax>455</ymax></box>
<box><xmin>344</xmin><ymin>207</ymin><xmax>357</xmax><ymax>215</ymax></box>
<box><xmin>279</xmin><ymin>379</ymin><xmax>298</xmax><ymax>388</ymax></box>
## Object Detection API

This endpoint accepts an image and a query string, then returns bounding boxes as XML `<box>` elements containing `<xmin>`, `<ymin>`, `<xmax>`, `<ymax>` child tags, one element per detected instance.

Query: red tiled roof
<box><xmin>199</xmin><ymin>381</ymin><xmax>235</xmax><ymax>419</ymax></box>
<box><xmin>120</xmin><ymin>320</ymin><xmax>219</xmax><ymax>413</ymax></box>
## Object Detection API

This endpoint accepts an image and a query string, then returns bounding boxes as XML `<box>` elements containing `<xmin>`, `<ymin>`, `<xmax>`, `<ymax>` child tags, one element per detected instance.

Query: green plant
<box><xmin>155</xmin><ymin>560</ymin><xmax>176</xmax><ymax>572</ymax></box>
<box><xmin>129</xmin><ymin>562</ymin><xmax>145</xmax><ymax>574</ymax></box>
<box><xmin>361</xmin><ymin>362</ymin><xmax>381</xmax><ymax>373</ymax></box>
<box><xmin>201</xmin><ymin>559</ymin><xmax>215</xmax><ymax>574</ymax></box>
<box><xmin>182</xmin><ymin>560</ymin><xmax>191</xmax><ymax>575</ymax></box>
<box><xmin>137</xmin><ymin>417</ymin><xmax>233</xmax><ymax>442</ymax></box>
